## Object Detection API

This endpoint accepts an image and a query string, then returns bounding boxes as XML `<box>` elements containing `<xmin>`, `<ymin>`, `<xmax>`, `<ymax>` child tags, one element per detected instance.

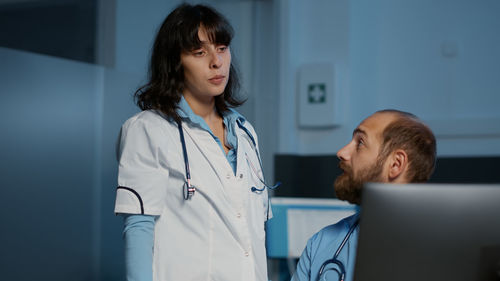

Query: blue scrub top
<box><xmin>292</xmin><ymin>213</ymin><xmax>360</xmax><ymax>281</ymax></box>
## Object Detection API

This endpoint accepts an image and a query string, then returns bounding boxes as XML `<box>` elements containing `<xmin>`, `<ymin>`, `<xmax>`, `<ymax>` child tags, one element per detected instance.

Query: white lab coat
<box><xmin>114</xmin><ymin>110</ymin><xmax>271</xmax><ymax>281</ymax></box>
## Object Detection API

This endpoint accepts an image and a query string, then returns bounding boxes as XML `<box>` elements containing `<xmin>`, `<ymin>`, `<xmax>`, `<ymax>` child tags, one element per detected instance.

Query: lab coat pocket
<box><xmin>250</xmin><ymin>194</ymin><xmax>267</xmax><ymax>241</ymax></box>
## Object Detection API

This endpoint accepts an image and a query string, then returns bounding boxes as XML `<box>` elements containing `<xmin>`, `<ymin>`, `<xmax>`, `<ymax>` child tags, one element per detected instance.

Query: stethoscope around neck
<box><xmin>317</xmin><ymin>218</ymin><xmax>360</xmax><ymax>281</ymax></box>
<box><xmin>177</xmin><ymin>119</ymin><xmax>281</xmax><ymax>200</ymax></box>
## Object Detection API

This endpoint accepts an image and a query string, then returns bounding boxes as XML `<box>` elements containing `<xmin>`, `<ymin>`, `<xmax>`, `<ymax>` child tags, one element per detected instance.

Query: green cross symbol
<box><xmin>308</xmin><ymin>83</ymin><xmax>326</xmax><ymax>104</ymax></box>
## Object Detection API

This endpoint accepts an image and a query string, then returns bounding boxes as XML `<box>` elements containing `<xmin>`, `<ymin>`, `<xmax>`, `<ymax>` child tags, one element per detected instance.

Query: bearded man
<box><xmin>291</xmin><ymin>109</ymin><xmax>436</xmax><ymax>281</ymax></box>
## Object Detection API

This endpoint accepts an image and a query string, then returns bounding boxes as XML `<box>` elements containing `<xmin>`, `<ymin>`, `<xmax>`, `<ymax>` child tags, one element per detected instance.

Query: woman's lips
<box><xmin>209</xmin><ymin>75</ymin><xmax>225</xmax><ymax>85</ymax></box>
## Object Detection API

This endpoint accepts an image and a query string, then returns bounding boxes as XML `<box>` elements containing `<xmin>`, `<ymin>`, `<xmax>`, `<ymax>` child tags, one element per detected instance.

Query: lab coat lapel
<box><xmin>181</xmin><ymin>122</ymin><xmax>252</xmax><ymax>251</ymax></box>
<box><xmin>235</xmin><ymin>128</ymin><xmax>250</xmax><ymax>210</ymax></box>
<box><xmin>180</xmin><ymin>123</ymin><xmax>234</xmax><ymax>191</ymax></box>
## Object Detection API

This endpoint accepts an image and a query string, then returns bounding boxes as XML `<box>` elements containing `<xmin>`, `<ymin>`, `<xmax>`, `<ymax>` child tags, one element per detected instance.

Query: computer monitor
<box><xmin>353</xmin><ymin>183</ymin><xmax>500</xmax><ymax>281</ymax></box>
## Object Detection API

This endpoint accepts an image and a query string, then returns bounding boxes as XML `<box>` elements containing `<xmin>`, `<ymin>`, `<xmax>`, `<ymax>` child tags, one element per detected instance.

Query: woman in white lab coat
<box><xmin>114</xmin><ymin>3</ymin><xmax>274</xmax><ymax>281</ymax></box>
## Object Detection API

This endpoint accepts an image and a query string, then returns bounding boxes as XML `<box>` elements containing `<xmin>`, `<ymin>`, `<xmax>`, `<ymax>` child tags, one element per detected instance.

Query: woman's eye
<box><xmin>217</xmin><ymin>46</ymin><xmax>228</xmax><ymax>52</ymax></box>
<box><xmin>192</xmin><ymin>50</ymin><xmax>205</xmax><ymax>56</ymax></box>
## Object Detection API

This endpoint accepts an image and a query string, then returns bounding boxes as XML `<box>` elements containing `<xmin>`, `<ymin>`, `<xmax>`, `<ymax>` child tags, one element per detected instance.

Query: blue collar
<box><xmin>176</xmin><ymin>96</ymin><xmax>246</xmax><ymax>130</ymax></box>
<box><xmin>176</xmin><ymin>96</ymin><xmax>245</xmax><ymax>175</ymax></box>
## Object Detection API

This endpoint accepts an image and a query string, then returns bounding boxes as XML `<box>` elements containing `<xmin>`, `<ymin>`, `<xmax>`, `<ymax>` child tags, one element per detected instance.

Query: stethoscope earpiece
<box><xmin>251</xmin><ymin>186</ymin><xmax>265</xmax><ymax>193</ymax></box>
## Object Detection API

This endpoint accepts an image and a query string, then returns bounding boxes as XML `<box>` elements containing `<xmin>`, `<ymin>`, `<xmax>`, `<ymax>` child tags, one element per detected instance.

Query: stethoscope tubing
<box><xmin>178</xmin><ymin>121</ymin><xmax>195</xmax><ymax>199</ymax></box>
<box><xmin>177</xmin><ymin>119</ymin><xmax>279</xmax><ymax>200</ymax></box>
<box><xmin>236</xmin><ymin>119</ymin><xmax>281</xmax><ymax>192</ymax></box>
<box><xmin>317</xmin><ymin>218</ymin><xmax>360</xmax><ymax>281</ymax></box>
<box><xmin>178</xmin><ymin>121</ymin><xmax>191</xmax><ymax>182</ymax></box>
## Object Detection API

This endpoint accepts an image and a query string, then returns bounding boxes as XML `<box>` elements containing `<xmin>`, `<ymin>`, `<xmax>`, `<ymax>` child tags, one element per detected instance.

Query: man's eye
<box><xmin>217</xmin><ymin>46</ymin><xmax>228</xmax><ymax>52</ymax></box>
<box><xmin>356</xmin><ymin>139</ymin><xmax>364</xmax><ymax>149</ymax></box>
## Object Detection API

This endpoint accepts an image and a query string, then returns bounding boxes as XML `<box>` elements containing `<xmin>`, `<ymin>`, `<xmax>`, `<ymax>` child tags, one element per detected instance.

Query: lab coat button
<box><xmin>239</xmin><ymin>174</ymin><xmax>244</xmax><ymax>179</ymax></box>
<box><xmin>244</xmin><ymin>251</ymin><xmax>249</xmax><ymax>257</ymax></box>
<box><xmin>236</xmin><ymin>213</ymin><xmax>241</xmax><ymax>218</ymax></box>
<box><xmin>226</xmin><ymin>173</ymin><xmax>231</xmax><ymax>179</ymax></box>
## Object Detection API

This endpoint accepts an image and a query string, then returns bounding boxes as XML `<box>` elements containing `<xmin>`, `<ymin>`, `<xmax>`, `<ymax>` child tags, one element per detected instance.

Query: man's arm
<box><xmin>291</xmin><ymin>239</ymin><xmax>314</xmax><ymax>281</ymax></box>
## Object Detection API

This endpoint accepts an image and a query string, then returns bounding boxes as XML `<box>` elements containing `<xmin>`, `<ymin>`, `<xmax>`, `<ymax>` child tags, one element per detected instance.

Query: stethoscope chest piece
<box><xmin>178</xmin><ymin>121</ymin><xmax>196</xmax><ymax>200</ymax></box>
<box><xmin>317</xmin><ymin>218</ymin><xmax>360</xmax><ymax>281</ymax></box>
<box><xmin>183</xmin><ymin>181</ymin><xmax>196</xmax><ymax>200</ymax></box>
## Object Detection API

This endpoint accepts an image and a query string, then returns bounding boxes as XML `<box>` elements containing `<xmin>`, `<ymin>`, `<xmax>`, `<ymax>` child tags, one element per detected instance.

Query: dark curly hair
<box><xmin>135</xmin><ymin>3</ymin><xmax>243</xmax><ymax>122</ymax></box>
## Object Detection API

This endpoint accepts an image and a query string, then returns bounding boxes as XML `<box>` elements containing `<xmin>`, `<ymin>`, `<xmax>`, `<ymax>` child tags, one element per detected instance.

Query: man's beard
<box><xmin>334</xmin><ymin>158</ymin><xmax>384</xmax><ymax>205</ymax></box>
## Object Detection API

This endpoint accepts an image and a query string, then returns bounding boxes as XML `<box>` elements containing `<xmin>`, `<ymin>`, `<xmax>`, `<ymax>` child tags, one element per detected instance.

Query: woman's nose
<box><xmin>210</xmin><ymin>52</ymin><xmax>222</xmax><ymax>69</ymax></box>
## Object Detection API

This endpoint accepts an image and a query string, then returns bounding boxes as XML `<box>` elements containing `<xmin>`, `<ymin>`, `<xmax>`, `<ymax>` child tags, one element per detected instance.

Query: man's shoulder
<box><xmin>309</xmin><ymin>214</ymin><xmax>358</xmax><ymax>244</ymax></box>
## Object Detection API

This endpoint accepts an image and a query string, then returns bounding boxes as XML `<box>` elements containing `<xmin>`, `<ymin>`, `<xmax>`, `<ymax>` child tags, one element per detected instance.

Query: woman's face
<box><xmin>180</xmin><ymin>27</ymin><xmax>231</xmax><ymax>103</ymax></box>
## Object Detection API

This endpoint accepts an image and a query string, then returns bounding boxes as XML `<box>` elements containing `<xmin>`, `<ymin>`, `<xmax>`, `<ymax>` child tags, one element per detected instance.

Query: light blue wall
<box><xmin>113</xmin><ymin>0</ymin><xmax>260</xmax><ymax>120</ymax></box>
<box><xmin>98</xmin><ymin>68</ymin><xmax>141</xmax><ymax>280</ymax></box>
<box><xmin>1</xmin><ymin>1</ymin><xmax>499</xmax><ymax>280</ymax></box>
<box><xmin>0</xmin><ymin>46</ymin><xmax>141</xmax><ymax>280</ymax></box>
<box><xmin>0</xmin><ymin>2</ymin><xmax>261</xmax><ymax>280</ymax></box>
<box><xmin>0</xmin><ymin>47</ymin><xmax>102</xmax><ymax>280</ymax></box>
<box><xmin>114</xmin><ymin>0</ymin><xmax>180</xmax><ymax>74</ymax></box>
<box><xmin>275</xmin><ymin>0</ymin><xmax>500</xmax><ymax>156</ymax></box>
<box><xmin>349</xmin><ymin>0</ymin><xmax>500</xmax><ymax>156</ymax></box>
<box><xmin>276</xmin><ymin>0</ymin><xmax>351</xmax><ymax>155</ymax></box>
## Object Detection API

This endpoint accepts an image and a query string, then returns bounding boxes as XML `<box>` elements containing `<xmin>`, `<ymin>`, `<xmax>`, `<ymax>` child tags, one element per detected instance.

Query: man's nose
<box><xmin>337</xmin><ymin>142</ymin><xmax>353</xmax><ymax>161</ymax></box>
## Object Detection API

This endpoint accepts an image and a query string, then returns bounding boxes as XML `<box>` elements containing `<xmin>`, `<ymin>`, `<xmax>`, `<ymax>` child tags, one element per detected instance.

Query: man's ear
<box><xmin>387</xmin><ymin>149</ymin><xmax>408</xmax><ymax>182</ymax></box>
